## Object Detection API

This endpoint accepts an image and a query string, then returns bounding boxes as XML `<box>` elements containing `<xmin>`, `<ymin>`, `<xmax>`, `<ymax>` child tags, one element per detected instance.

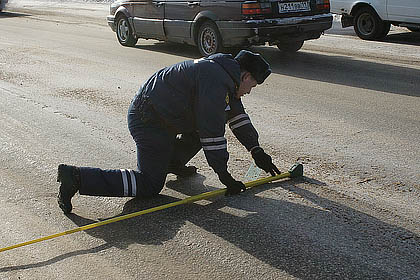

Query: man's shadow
<box><xmin>166</xmin><ymin>175</ymin><xmax>420</xmax><ymax>279</ymax></box>
<box><xmin>69</xmin><ymin>193</ymin><xmax>188</xmax><ymax>247</ymax></box>
<box><xmin>67</xmin><ymin>173</ymin><xmax>420</xmax><ymax>279</ymax></box>
<box><xmin>66</xmin><ymin>174</ymin><xmax>220</xmax><ymax>248</ymax></box>
<box><xmin>3</xmin><ymin>174</ymin><xmax>419</xmax><ymax>279</ymax></box>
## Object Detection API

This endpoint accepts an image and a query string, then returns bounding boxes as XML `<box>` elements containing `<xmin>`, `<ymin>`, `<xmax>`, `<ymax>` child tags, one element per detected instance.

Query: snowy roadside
<box><xmin>2</xmin><ymin>0</ymin><xmax>110</xmax><ymax>24</ymax></box>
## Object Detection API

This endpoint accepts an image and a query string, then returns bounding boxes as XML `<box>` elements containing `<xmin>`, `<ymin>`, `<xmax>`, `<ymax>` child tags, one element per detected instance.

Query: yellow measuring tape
<box><xmin>0</xmin><ymin>171</ymin><xmax>293</xmax><ymax>253</ymax></box>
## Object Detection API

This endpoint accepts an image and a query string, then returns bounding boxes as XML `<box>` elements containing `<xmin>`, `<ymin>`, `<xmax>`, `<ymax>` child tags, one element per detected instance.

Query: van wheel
<box><xmin>116</xmin><ymin>14</ymin><xmax>138</xmax><ymax>47</ymax></box>
<box><xmin>197</xmin><ymin>21</ymin><xmax>223</xmax><ymax>57</ymax></box>
<box><xmin>353</xmin><ymin>7</ymin><xmax>386</xmax><ymax>40</ymax></box>
<box><xmin>376</xmin><ymin>22</ymin><xmax>391</xmax><ymax>39</ymax></box>
<box><xmin>277</xmin><ymin>40</ymin><xmax>304</xmax><ymax>52</ymax></box>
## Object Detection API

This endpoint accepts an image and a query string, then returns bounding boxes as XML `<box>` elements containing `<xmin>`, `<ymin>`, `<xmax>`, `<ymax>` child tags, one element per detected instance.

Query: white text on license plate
<box><xmin>279</xmin><ymin>1</ymin><xmax>310</xmax><ymax>13</ymax></box>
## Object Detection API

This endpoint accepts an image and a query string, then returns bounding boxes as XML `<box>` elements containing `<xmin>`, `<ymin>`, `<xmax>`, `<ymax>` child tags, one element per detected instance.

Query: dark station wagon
<box><xmin>107</xmin><ymin>0</ymin><xmax>333</xmax><ymax>56</ymax></box>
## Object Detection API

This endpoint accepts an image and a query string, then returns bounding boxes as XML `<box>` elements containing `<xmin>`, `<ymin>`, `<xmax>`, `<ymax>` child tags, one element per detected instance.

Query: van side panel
<box><xmin>387</xmin><ymin>0</ymin><xmax>420</xmax><ymax>23</ymax></box>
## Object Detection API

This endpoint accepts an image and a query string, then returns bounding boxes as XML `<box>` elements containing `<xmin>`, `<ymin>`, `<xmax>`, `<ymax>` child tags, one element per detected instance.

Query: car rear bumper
<box><xmin>107</xmin><ymin>15</ymin><xmax>116</xmax><ymax>32</ymax></box>
<box><xmin>218</xmin><ymin>13</ymin><xmax>333</xmax><ymax>46</ymax></box>
<box><xmin>244</xmin><ymin>13</ymin><xmax>333</xmax><ymax>26</ymax></box>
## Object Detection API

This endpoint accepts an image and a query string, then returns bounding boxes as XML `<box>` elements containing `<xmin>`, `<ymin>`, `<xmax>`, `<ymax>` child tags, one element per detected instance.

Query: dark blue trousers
<box><xmin>78</xmin><ymin>102</ymin><xmax>201</xmax><ymax>197</ymax></box>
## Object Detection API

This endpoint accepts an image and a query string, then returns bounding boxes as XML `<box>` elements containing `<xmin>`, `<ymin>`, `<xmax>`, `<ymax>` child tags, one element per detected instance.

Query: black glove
<box><xmin>251</xmin><ymin>147</ymin><xmax>280</xmax><ymax>176</ymax></box>
<box><xmin>218</xmin><ymin>171</ymin><xmax>246</xmax><ymax>196</ymax></box>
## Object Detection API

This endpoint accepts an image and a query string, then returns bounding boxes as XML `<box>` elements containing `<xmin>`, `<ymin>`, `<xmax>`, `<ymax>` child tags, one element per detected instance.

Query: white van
<box><xmin>330</xmin><ymin>0</ymin><xmax>420</xmax><ymax>39</ymax></box>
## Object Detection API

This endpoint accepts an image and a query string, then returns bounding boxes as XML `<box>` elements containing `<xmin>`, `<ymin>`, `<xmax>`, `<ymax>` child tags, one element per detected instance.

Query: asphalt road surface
<box><xmin>0</xmin><ymin>1</ymin><xmax>419</xmax><ymax>279</ymax></box>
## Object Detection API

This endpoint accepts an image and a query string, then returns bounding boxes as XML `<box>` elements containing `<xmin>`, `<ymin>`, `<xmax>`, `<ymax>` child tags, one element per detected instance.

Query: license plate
<box><xmin>279</xmin><ymin>1</ymin><xmax>310</xmax><ymax>13</ymax></box>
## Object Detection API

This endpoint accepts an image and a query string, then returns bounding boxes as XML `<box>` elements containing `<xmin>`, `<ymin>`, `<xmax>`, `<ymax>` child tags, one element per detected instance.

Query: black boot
<box><xmin>57</xmin><ymin>164</ymin><xmax>80</xmax><ymax>214</ymax></box>
<box><xmin>167</xmin><ymin>164</ymin><xmax>197</xmax><ymax>177</ymax></box>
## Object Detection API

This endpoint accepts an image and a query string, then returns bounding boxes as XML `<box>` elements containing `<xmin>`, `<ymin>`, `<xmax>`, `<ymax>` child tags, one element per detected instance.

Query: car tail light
<box><xmin>316</xmin><ymin>0</ymin><xmax>330</xmax><ymax>11</ymax></box>
<box><xmin>242</xmin><ymin>1</ymin><xmax>272</xmax><ymax>16</ymax></box>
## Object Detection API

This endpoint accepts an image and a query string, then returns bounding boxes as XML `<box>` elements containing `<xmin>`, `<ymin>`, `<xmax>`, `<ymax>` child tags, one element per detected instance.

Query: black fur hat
<box><xmin>234</xmin><ymin>50</ymin><xmax>271</xmax><ymax>84</ymax></box>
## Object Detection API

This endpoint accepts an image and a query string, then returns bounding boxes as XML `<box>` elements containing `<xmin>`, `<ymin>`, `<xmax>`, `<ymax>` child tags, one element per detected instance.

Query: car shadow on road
<box><xmin>133</xmin><ymin>41</ymin><xmax>243</xmax><ymax>59</ymax></box>
<box><xmin>382</xmin><ymin>32</ymin><xmax>420</xmax><ymax>47</ymax></box>
<box><xmin>3</xmin><ymin>173</ymin><xmax>418</xmax><ymax>279</ymax></box>
<box><xmin>133</xmin><ymin>41</ymin><xmax>420</xmax><ymax>97</ymax></box>
<box><xmin>255</xmin><ymin>46</ymin><xmax>420</xmax><ymax>97</ymax></box>
<box><xmin>128</xmin><ymin>39</ymin><xmax>420</xmax><ymax>97</ymax></box>
<box><xmin>134</xmin><ymin>42</ymin><xmax>201</xmax><ymax>59</ymax></box>
<box><xmin>0</xmin><ymin>11</ymin><xmax>30</xmax><ymax>18</ymax></box>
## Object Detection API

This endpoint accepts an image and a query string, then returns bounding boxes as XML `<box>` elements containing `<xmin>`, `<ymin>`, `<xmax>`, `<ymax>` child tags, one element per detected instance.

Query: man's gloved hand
<box><xmin>251</xmin><ymin>147</ymin><xmax>281</xmax><ymax>176</ymax></box>
<box><xmin>218</xmin><ymin>171</ymin><xmax>246</xmax><ymax>196</ymax></box>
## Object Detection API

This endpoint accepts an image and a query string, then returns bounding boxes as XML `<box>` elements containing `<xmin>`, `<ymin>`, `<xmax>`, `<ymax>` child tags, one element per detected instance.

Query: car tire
<box><xmin>353</xmin><ymin>7</ymin><xmax>386</xmax><ymax>40</ymax></box>
<box><xmin>116</xmin><ymin>14</ymin><xmax>138</xmax><ymax>47</ymax></box>
<box><xmin>376</xmin><ymin>22</ymin><xmax>391</xmax><ymax>39</ymax></box>
<box><xmin>197</xmin><ymin>21</ymin><xmax>223</xmax><ymax>57</ymax></box>
<box><xmin>277</xmin><ymin>40</ymin><xmax>304</xmax><ymax>52</ymax></box>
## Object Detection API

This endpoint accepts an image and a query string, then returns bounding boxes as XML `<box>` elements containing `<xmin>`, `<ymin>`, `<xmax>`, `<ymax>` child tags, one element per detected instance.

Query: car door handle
<box><xmin>154</xmin><ymin>2</ymin><xmax>164</xmax><ymax>7</ymax></box>
<box><xmin>187</xmin><ymin>2</ymin><xmax>200</xmax><ymax>7</ymax></box>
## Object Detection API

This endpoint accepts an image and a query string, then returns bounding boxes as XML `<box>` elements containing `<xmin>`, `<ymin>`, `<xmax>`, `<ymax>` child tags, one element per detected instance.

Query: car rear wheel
<box><xmin>197</xmin><ymin>21</ymin><xmax>223</xmax><ymax>57</ymax></box>
<box><xmin>116</xmin><ymin>14</ymin><xmax>137</xmax><ymax>47</ymax></box>
<box><xmin>376</xmin><ymin>22</ymin><xmax>391</xmax><ymax>39</ymax></box>
<box><xmin>277</xmin><ymin>40</ymin><xmax>304</xmax><ymax>52</ymax></box>
<box><xmin>353</xmin><ymin>7</ymin><xmax>386</xmax><ymax>40</ymax></box>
